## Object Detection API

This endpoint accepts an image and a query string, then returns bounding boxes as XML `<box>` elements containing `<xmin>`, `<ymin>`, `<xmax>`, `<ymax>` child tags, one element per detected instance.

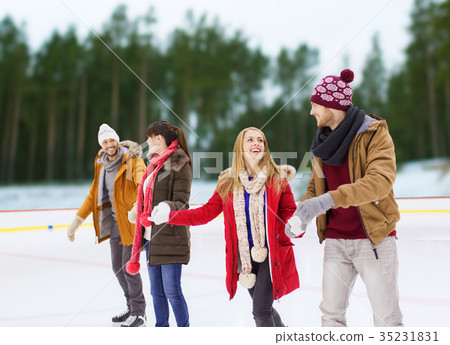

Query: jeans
<box><xmin>110</xmin><ymin>224</ymin><xmax>146</xmax><ymax>316</ymax></box>
<box><xmin>320</xmin><ymin>237</ymin><xmax>403</xmax><ymax>327</ymax></box>
<box><xmin>248</xmin><ymin>257</ymin><xmax>285</xmax><ymax>327</ymax></box>
<box><xmin>146</xmin><ymin>244</ymin><xmax>189</xmax><ymax>327</ymax></box>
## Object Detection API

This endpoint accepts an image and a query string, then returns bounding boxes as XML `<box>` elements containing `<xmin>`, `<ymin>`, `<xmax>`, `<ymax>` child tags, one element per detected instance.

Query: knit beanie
<box><xmin>311</xmin><ymin>69</ymin><xmax>354</xmax><ymax>111</ymax></box>
<box><xmin>98</xmin><ymin>123</ymin><xmax>120</xmax><ymax>146</ymax></box>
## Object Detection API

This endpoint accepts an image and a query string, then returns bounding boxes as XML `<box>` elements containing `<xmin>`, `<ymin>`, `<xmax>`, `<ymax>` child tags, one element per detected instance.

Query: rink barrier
<box><xmin>0</xmin><ymin>198</ymin><xmax>449</xmax><ymax>233</ymax></box>
<box><xmin>0</xmin><ymin>223</ymin><xmax>94</xmax><ymax>233</ymax></box>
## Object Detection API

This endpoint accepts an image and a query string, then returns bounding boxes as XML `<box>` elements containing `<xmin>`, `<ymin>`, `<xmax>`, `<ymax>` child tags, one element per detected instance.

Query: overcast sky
<box><xmin>2</xmin><ymin>0</ymin><xmax>414</xmax><ymax>85</ymax></box>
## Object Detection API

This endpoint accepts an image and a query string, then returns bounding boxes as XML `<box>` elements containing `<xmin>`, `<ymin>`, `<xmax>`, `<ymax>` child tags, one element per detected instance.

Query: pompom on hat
<box><xmin>311</xmin><ymin>69</ymin><xmax>354</xmax><ymax>111</ymax></box>
<box><xmin>98</xmin><ymin>123</ymin><xmax>120</xmax><ymax>146</ymax></box>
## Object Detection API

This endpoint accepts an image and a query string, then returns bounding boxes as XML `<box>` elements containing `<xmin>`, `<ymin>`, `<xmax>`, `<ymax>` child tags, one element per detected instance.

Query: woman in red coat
<box><xmin>151</xmin><ymin>127</ymin><xmax>301</xmax><ymax>327</ymax></box>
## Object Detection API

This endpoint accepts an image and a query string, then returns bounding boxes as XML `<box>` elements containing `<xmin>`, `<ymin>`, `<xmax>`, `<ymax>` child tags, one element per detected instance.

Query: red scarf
<box><xmin>127</xmin><ymin>139</ymin><xmax>179</xmax><ymax>275</ymax></box>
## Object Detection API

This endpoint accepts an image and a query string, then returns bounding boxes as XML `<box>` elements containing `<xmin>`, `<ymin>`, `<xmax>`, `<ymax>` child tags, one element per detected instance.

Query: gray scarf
<box><xmin>102</xmin><ymin>146</ymin><xmax>125</xmax><ymax>221</ymax></box>
<box><xmin>98</xmin><ymin>146</ymin><xmax>126</xmax><ymax>212</ymax></box>
<box><xmin>103</xmin><ymin>146</ymin><xmax>125</xmax><ymax>172</ymax></box>
<box><xmin>311</xmin><ymin>105</ymin><xmax>365</xmax><ymax>166</ymax></box>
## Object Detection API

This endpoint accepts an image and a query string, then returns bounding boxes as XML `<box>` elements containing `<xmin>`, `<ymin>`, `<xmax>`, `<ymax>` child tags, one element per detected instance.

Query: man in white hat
<box><xmin>67</xmin><ymin>123</ymin><xmax>147</xmax><ymax>327</ymax></box>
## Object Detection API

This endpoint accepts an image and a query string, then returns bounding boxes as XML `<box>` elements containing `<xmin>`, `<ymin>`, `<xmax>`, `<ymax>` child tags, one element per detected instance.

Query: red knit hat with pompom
<box><xmin>311</xmin><ymin>69</ymin><xmax>354</xmax><ymax>111</ymax></box>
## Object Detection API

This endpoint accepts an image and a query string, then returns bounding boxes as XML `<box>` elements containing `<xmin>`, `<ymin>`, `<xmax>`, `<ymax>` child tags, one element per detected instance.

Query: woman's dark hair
<box><xmin>146</xmin><ymin>121</ymin><xmax>192</xmax><ymax>167</ymax></box>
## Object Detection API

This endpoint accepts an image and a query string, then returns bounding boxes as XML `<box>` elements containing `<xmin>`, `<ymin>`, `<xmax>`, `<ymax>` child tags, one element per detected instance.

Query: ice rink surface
<box><xmin>1</xmin><ymin>198</ymin><xmax>450</xmax><ymax>328</ymax></box>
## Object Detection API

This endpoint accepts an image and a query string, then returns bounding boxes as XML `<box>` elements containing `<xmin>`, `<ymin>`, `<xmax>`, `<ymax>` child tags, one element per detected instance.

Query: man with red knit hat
<box><xmin>286</xmin><ymin>69</ymin><xmax>403</xmax><ymax>327</ymax></box>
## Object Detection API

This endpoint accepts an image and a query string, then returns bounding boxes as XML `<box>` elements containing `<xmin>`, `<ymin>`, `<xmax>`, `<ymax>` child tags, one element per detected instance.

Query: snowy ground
<box><xmin>0</xmin><ymin>198</ymin><xmax>450</xmax><ymax>327</ymax></box>
<box><xmin>1</xmin><ymin>158</ymin><xmax>450</xmax><ymax>329</ymax></box>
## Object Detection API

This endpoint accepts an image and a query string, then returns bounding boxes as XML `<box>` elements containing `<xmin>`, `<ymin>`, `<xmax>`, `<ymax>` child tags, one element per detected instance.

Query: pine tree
<box><xmin>352</xmin><ymin>33</ymin><xmax>387</xmax><ymax>116</ymax></box>
<box><xmin>0</xmin><ymin>16</ymin><xmax>29</xmax><ymax>183</ymax></box>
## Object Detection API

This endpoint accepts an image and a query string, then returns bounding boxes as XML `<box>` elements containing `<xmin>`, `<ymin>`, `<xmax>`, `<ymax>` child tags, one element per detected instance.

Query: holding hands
<box><xmin>151</xmin><ymin>202</ymin><xmax>171</xmax><ymax>225</ymax></box>
<box><xmin>285</xmin><ymin>215</ymin><xmax>306</xmax><ymax>238</ymax></box>
<box><xmin>284</xmin><ymin>193</ymin><xmax>335</xmax><ymax>239</ymax></box>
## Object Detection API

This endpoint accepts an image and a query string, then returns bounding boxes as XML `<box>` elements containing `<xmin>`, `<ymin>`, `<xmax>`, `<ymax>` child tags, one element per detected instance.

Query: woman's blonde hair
<box><xmin>216</xmin><ymin>127</ymin><xmax>282</xmax><ymax>200</ymax></box>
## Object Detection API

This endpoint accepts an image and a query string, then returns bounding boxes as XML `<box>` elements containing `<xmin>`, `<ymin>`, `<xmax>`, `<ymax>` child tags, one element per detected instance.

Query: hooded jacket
<box><xmin>145</xmin><ymin>148</ymin><xmax>192</xmax><ymax>266</ymax></box>
<box><xmin>167</xmin><ymin>165</ymin><xmax>299</xmax><ymax>301</ymax></box>
<box><xmin>77</xmin><ymin>140</ymin><xmax>145</xmax><ymax>246</ymax></box>
<box><xmin>303</xmin><ymin>114</ymin><xmax>400</xmax><ymax>246</ymax></box>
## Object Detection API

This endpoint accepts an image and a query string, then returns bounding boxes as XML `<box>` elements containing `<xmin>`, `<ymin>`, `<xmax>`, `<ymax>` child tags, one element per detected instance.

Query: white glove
<box><xmin>128</xmin><ymin>202</ymin><xmax>137</xmax><ymax>223</ymax></box>
<box><xmin>67</xmin><ymin>215</ymin><xmax>84</xmax><ymax>242</ymax></box>
<box><xmin>285</xmin><ymin>216</ymin><xmax>306</xmax><ymax>238</ymax></box>
<box><xmin>151</xmin><ymin>202</ymin><xmax>171</xmax><ymax>225</ymax></box>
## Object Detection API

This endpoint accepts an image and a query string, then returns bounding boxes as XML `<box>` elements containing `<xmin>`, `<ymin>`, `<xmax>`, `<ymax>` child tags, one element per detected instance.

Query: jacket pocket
<box><xmin>278</xmin><ymin>242</ymin><xmax>294</xmax><ymax>258</ymax></box>
<box><xmin>278</xmin><ymin>243</ymin><xmax>295</xmax><ymax>273</ymax></box>
<box><xmin>371</xmin><ymin>197</ymin><xmax>398</xmax><ymax>224</ymax></box>
<box><xmin>157</xmin><ymin>232</ymin><xmax>183</xmax><ymax>245</ymax></box>
<box><xmin>156</xmin><ymin>224</ymin><xmax>189</xmax><ymax>245</ymax></box>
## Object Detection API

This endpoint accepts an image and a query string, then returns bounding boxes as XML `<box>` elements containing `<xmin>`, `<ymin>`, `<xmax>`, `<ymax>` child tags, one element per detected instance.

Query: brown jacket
<box><xmin>146</xmin><ymin>148</ymin><xmax>192</xmax><ymax>266</ymax></box>
<box><xmin>77</xmin><ymin>141</ymin><xmax>145</xmax><ymax>246</ymax></box>
<box><xmin>303</xmin><ymin>114</ymin><xmax>400</xmax><ymax>245</ymax></box>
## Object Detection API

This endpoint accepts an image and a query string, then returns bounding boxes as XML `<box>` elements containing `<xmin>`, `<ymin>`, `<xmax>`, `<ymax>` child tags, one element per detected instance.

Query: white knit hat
<box><xmin>98</xmin><ymin>123</ymin><xmax>120</xmax><ymax>146</ymax></box>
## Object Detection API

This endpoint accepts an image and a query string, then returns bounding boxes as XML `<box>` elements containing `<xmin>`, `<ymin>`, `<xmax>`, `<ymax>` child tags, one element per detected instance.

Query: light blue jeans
<box><xmin>320</xmin><ymin>237</ymin><xmax>403</xmax><ymax>327</ymax></box>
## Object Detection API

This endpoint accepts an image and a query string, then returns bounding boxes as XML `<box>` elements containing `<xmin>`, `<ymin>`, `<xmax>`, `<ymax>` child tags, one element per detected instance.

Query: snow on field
<box><xmin>0</xmin><ymin>197</ymin><xmax>449</xmax><ymax>327</ymax></box>
<box><xmin>0</xmin><ymin>158</ymin><xmax>450</xmax><ymax>328</ymax></box>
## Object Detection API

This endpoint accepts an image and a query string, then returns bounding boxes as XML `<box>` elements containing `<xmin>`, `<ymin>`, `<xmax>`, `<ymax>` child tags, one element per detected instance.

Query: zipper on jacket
<box><xmin>264</xmin><ymin>193</ymin><xmax>279</xmax><ymax>301</ymax></box>
<box><xmin>352</xmin><ymin>130</ymin><xmax>378</xmax><ymax>259</ymax></box>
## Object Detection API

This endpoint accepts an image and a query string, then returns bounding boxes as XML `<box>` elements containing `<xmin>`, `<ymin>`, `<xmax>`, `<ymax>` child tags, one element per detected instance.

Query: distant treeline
<box><xmin>1</xmin><ymin>0</ymin><xmax>449</xmax><ymax>183</ymax></box>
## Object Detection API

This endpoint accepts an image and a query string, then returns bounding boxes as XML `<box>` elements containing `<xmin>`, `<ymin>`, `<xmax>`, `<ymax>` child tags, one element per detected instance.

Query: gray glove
<box><xmin>295</xmin><ymin>193</ymin><xmax>335</xmax><ymax>225</ymax></box>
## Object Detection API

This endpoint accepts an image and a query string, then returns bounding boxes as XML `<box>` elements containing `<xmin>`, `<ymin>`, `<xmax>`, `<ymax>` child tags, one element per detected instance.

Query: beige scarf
<box><xmin>233</xmin><ymin>168</ymin><xmax>267</xmax><ymax>289</ymax></box>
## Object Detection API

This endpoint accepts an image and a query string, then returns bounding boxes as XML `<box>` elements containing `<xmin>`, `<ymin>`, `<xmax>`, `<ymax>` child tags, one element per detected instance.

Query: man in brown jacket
<box><xmin>286</xmin><ymin>69</ymin><xmax>403</xmax><ymax>327</ymax></box>
<box><xmin>66</xmin><ymin>124</ymin><xmax>147</xmax><ymax>327</ymax></box>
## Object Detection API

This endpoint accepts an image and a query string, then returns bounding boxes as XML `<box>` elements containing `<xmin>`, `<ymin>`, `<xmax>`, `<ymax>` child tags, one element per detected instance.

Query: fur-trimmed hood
<box><xmin>279</xmin><ymin>165</ymin><xmax>296</xmax><ymax>181</ymax></box>
<box><xmin>147</xmin><ymin>148</ymin><xmax>191</xmax><ymax>172</ymax></box>
<box><xmin>218</xmin><ymin>164</ymin><xmax>296</xmax><ymax>181</ymax></box>
<box><xmin>98</xmin><ymin>140</ymin><xmax>143</xmax><ymax>158</ymax></box>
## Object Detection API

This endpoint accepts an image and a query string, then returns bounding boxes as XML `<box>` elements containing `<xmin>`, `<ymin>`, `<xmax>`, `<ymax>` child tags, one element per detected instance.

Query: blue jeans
<box><xmin>145</xmin><ymin>244</ymin><xmax>190</xmax><ymax>327</ymax></box>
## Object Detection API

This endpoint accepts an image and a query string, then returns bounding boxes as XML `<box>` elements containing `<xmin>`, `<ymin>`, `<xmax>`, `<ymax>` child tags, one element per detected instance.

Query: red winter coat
<box><xmin>168</xmin><ymin>177</ymin><xmax>300</xmax><ymax>300</ymax></box>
